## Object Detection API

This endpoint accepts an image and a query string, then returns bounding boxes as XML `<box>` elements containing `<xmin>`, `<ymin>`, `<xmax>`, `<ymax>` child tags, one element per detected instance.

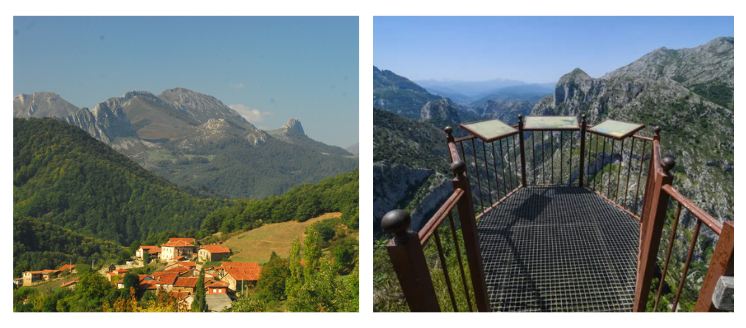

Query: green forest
<box><xmin>13</xmin><ymin>118</ymin><xmax>228</xmax><ymax>246</ymax></box>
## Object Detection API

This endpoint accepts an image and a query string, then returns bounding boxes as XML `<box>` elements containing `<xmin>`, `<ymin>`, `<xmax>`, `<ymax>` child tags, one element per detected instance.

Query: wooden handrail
<box><xmin>661</xmin><ymin>185</ymin><xmax>723</xmax><ymax>235</ymax></box>
<box><xmin>418</xmin><ymin>189</ymin><xmax>464</xmax><ymax>245</ymax></box>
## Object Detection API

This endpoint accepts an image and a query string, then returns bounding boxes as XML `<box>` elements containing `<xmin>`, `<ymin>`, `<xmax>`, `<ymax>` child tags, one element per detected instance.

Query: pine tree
<box><xmin>192</xmin><ymin>270</ymin><xmax>206</xmax><ymax>312</ymax></box>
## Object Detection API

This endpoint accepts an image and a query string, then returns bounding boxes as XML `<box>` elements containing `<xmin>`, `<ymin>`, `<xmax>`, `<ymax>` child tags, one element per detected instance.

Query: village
<box><xmin>15</xmin><ymin>238</ymin><xmax>259</xmax><ymax>312</ymax></box>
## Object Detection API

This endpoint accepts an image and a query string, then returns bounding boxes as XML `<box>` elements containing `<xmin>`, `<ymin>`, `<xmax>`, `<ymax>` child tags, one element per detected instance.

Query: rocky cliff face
<box><xmin>531</xmin><ymin>37</ymin><xmax>734</xmax><ymax>223</ymax></box>
<box><xmin>13</xmin><ymin>92</ymin><xmax>79</xmax><ymax>119</ymax></box>
<box><xmin>59</xmin><ymin>97</ymin><xmax>138</xmax><ymax>145</ymax></box>
<box><xmin>157</xmin><ymin>88</ymin><xmax>248</xmax><ymax>125</ymax></box>
<box><xmin>267</xmin><ymin>118</ymin><xmax>352</xmax><ymax>156</ymax></box>
<box><xmin>470</xmin><ymin>99</ymin><xmax>534</xmax><ymax>124</ymax></box>
<box><xmin>374</xmin><ymin>66</ymin><xmax>442</xmax><ymax>119</ymax></box>
<box><xmin>420</xmin><ymin>98</ymin><xmax>462</xmax><ymax>122</ymax></box>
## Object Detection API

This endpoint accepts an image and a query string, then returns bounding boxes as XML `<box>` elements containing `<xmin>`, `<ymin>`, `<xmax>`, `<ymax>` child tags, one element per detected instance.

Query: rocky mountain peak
<box><xmin>13</xmin><ymin>92</ymin><xmax>79</xmax><ymax>119</ymax></box>
<box><xmin>420</xmin><ymin>98</ymin><xmax>461</xmax><ymax>122</ymax></box>
<box><xmin>281</xmin><ymin>118</ymin><xmax>305</xmax><ymax>135</ymax></box>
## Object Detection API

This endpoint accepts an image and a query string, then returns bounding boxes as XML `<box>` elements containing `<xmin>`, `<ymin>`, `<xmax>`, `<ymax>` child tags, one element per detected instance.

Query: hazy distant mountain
<box><xmin>13</xmin><ymin>92</ymin><xmax>79</xmax><ymax>118</ymax></box>
<box><xmin>532</xmin><ymin>37</ymin><xmax>733</xmax><ymax>222</ymax></box>
<box><xmin>415</xmin><ymin>78</ymin><xmax>529</xmax><ymax>97</ymax></box>
<box><xmin>374</xmin><ymin>66</ymin><xmax>442</xmax><ymax>119</ymax></box>
<box><xmin>470</xmin><ymin>84</ymin><xmax>554</xmax><ymax>106</ymax></box>
<box><xmin>267</xmin><ymin>118</ymin><xmax>353</xmax><ymax>156</ymax></box>
<box><xmin>417</xmin><ymin>85</ymin><xmax>472</xmax><ymax>105</ymax></box>
<box><xmin>345</xmin><ymin>143</ymin><xmax>359</xmax><ymax>155</ymax></box>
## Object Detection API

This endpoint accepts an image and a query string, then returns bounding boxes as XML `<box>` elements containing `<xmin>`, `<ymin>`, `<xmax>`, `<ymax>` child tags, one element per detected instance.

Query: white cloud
<box><xmin>230</xmin><ymin>83</ymin><xmax>245</xmax><ymax>89</ymax></box>
<box><xmin>229</xmin><ymin>104</ymin><xmax>272</xmax><ymax>123</ymax></box>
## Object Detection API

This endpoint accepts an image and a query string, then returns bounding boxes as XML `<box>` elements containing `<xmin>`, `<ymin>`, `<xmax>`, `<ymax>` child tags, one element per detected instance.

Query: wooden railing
<box><xmin>380</xmin><ymin>135</ymin><xmax>490</xmax><ymax>311</ymax></box>
<box><xmin>381</xmin><ymin>116</ymin><xmax>733</xmax><ymax>312</ymax></box>
<box><xmin>634</xmin><ymin>128</ymin><xmax>734</xmax><ymax>312</ymax></box>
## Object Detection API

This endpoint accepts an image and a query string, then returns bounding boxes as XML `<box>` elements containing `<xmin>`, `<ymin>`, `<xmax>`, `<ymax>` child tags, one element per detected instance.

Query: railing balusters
<box><xmin>599</xmin><ymin>137</ymin><xmax>607</xmax><ymax>194</ymax></box>
<box><xmin>586</xmin><ymin>132</ymin><xmax>592</xmax><ymax>188</ymax></box>
<box><xmin>549</xmin><ymin>131</ymin><xmax>554</xmax><ymax>184</ymax></box>
<box><xmin>448</xmin><ymin>211</ymin><xmax>473</xmax><ymax>312</ymax></box>
<box><xmin>654</xmin><ymin>202</ymin><xmax>682</xmax><ymax>311</ymax></box>
<box><xmin>579</xmin><ymin>115</ymin><xmax>587</xmax><ymax>187</ymax></box>
<box><xmin>624</xmin><ymin>138</ymin><xmax>635</xmax><ymax>210</ymax></box>
<box><xmin>518</xmin><ymin>115</ymin><xmax>527</xmax><ymax>186</ymax></box>
<box><xmin>433</xmin><ymin>229</ymin><xmax>458</xmax><ymax>312</ymax></box>
<box><xmin>471</xmin><ymin>138</ymin><xmax>485</xmax><ymax>211</ymax></box>
<box><xmin>491</xmin><ymin>142</ymin><xmax>501</xmax><ymax>201</ymax></box>
<box><xmin>633</xmin><ymin>139</ymin><xmax>648</xmax><ymax>216</ymax></box>
<box><xmin>594</xmin><ymin>132</ymin><xmax>601</xmax><ymax>190</ymax></box>
<box><xmin>615</xmin><ymin>139</ymin><xmax>624</xmax><ymax>201</ymax></box>
<box><xmin>604</xmin><ymin>139</ymin><xmax>616</xmax><ymax>199</ymax></box>
<box><xmin>513</xmin><ymin>135</ymin><xmax>520</xmax><ymax>188</ymax></box>
<box><xmin>532</xmin><ymin>132</ymin><xmax>536</xmax><ymax>185</ymax></box>
<box><xmin>560</xmin><ymin>132</ymin><xmax>564</xmax><ymax>185</ymax></box>
<box><xmin>569</xmin><ymin>130</ymin><xmax>574</xmax><ymax>186</ymax></box>
<box><xmin>541</xmin><ymin>131</ymin><xmax>546</xmax><ymax>185</ymax></box>
<box><xmin>499</xmin><ymin>140</ymin><xmax>508</xmax><ymax>196</ymax></box>
<box><xmin>482</xmin><ymin>141</ymin><xmax>493</xmax><ymax>205</ymax></box>
<box><xmin>671</xmin><ymin>220</ymin><xmax>701</xmax><ymax>312</ymax></box>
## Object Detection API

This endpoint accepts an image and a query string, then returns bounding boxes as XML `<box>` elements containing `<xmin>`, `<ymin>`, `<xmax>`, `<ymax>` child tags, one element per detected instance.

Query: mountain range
<box><xmin>13</xmin><ymin>88</ymin><xmax>358</xmax><ymax>199</ymax></box>
<box><xmin>373</xmin><ymin>37</ymin><xmax>734</xmax><ymax>236</ymax></box>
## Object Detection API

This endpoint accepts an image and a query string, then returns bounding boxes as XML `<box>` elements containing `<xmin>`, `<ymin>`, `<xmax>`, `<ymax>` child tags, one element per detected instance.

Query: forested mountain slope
<box><xmin>13</xmin><ymin>117</ymin><xmax>227</xmax><ymax>246</ymax></box>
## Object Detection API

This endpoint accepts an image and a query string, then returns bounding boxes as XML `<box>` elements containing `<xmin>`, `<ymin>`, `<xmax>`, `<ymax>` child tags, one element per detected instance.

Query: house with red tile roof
<box><xmin>198</xmin><ymin>244</ymin><xmax>231</xmax><ymax>262</ymax></box>
<box><xmin>136</xmin><ymin>246</ymin><xmax>161</xmax><ymax>261</ymax></box>
<box><xmin>57</xmin><ymin>264</ymin><xmax>76</xmax><ymax>273</ymax></box>
<box><xmin>166</xmin><ymin>261</ymin><xmax>197</xmax><ymax>270</ymax></box>
<box><xmin>107</xmin><ymin>268</ymin><xmax>130</xmax><ymax>282</ymax></box>
<box><xmin>173</xmin><ymin>277</ymin><xmax>199</xmax><ymax>293</ymax></box>
<box><xmin>206</xmin><ymin>281</ymin><xmax>230</xmax><ymax>295</ymax></box>
<box><xmin>221</xmin><ymin>262</ymin><xmax>261</xmax><ymax>292</ymax></box>
<box><xmin>160</xmin><ymin>238</ymin><xmax>197</xmax><ymax>261</ymax></box>
<box><xmin>164</xmin><ymin>266</ymin><xmax>194</xmax><ymax>277</ymax></box>
<box><xmin>152</xmin><ymin>272</ymin><xmax>180</xmax><ymax>292</ymax></box>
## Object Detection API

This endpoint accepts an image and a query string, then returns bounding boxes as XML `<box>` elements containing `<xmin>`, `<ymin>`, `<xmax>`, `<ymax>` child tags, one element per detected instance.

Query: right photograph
<box><xmin>372</xmin><ymin>16</ymin><xmax>734</xmax><ymax>312</ymax></box>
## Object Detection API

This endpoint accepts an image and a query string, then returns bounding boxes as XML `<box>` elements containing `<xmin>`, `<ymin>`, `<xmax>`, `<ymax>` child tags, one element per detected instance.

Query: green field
<box><xmin>222</xmin><ymin>212</ymin><xmax>342</xmax><ymax>264</ymax></box>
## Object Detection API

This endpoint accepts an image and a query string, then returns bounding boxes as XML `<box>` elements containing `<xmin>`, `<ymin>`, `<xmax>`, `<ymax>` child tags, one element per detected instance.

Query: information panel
<box><xmin>524</xmin><ymin>116</ymin><xmax>579</xmax><ymax>131</ymax></box>
<box><xmin>589</xmin><ymin>119</ymin><xmax>644</xmax><ymax>139</ymax></box>
<box><xmin>460</xmin><ymin>119</ymin><xmax>518</xmax><ymax>142</ymax></box>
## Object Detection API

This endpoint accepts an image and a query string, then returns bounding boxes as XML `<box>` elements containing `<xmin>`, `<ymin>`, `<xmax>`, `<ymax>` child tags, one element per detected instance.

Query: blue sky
<box><xmin>14</xmin><ymin>16</ymin><xmax>359</xmax><ymax>148</ymax></box>
<box><xmin>374</xmin><ymin>16</ymin><xmax>734</xmax><ymax>83</ymax></box>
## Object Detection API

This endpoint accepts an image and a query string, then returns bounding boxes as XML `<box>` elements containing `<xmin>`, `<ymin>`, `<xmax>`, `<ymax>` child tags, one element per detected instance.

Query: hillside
<box><xmin>222</xmin><ymin>213</ymin><xmax>341</xmax><ymax>263</ymax></box>
<box><xmin>13</xmin><ymin>214</ymin><xmax>126</xmax><ymax>278</ymax></box>
<box><xmin>13</xmin><ymin>117</ymin><xmax>226</xmax><ymax>246</ymax></box>
<box><xmin>12</xmin><ymin>88</ymin><xmax>358</xmax><ymax>199</ymax></box>
<box><xmin>531</xmin><ymin>37</ymin><xmax>734</xmax><ymax>223</ymax></box>
<box><xmin>374</xmin><ymin>66</ymin><xmax>442</xmax><ymax>119</ymax></box>
<box><xmin>267</xmin><ymin>118</ymin><xmax>352</xmax><ymax>156</ymax></box>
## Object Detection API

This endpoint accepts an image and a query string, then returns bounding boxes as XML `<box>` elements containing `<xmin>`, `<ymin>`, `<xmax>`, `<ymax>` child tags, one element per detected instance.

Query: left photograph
<box><xmin>13</xmin><ymin>16</ymin><xmax>359</xmax><ymax>312</ymax></box>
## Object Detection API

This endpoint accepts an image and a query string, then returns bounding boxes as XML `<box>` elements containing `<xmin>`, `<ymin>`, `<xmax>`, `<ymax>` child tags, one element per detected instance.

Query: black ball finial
<box><xmin>654</xmin><ymin>126</ymin><xmax>662</xmax><ymax>136</ymax></box>
<box><xmin>581</xmin><ymin>114</ymin><xmax>586</xmax><ymax>121</ymax></box>
<box><xmin>661</xmin><ymin>156</ymin><xmax>676</xmax><ymax>173</ymax></box>
<box><xmin>518</xmin><ymin>114</ymin><xmax>523</xmax><ymax>120</ymax></box>
<box><xmin>445</xmin><ymin>126</ymin><xmax>453</xmax><ymax>135</ymax></box>
<box><xmin>451</xmin><ymin>160</ymin><xmax>467</xmax><ymax>175</ymax></box>
<box><xmin>381</xmin><ymin>209</ymin><xmax>411</xmax><ymax>238</ymax></box>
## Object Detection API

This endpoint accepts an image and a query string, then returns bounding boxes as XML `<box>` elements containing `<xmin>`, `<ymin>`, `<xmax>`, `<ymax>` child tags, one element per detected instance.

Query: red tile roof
<box><xmin>58</xmin><ymin>264</ymin><xmax>76</xmax><ymax>272</ymax></box>
<box><xmin>152</xmin><ymin>272</ymin><xmax>180</xmax><ymax>285</ymax></box>
<box><xmin>177</xmin><ymin>261</ymin><xmax>197</xmax><ymax>268</ymax></box>
<box><xmin>224</xmin><ymin>266</ymin><xmax>261</xmax><ymax>282</ymax></box>
<box><xmin>138</xmin><ymin>246</ymin><xmax>161</xmax><ymax>253</ymax></box>
<box><xmin>200</xmin><ymin>244</ymin><xmax>231</xmax><ymax>254</ymax></box>
<box><xmin>221</xmin><ymin>262</ymin><xmax>259</xmax><ymax>268</ymax></box>
<box><xmin>61</xmin><ymin>280</ymin><xmax>78</xmax><ymax>287</ymax></box>
<box><xmin>162</xmin><ymin>238</ymin><xmax>196</xmax><ymax>247</ymax></box>
<box><xmin>174</xmin><ymin>277</ymin><xmax>199</xmax><ymax>288</ymax></box>
<box><xmin>139</xmin><ymin>280</ymin><xmax>157</xmax><ymax>290</ymax></box>
<box><xmin>41</xmin><ymin>269</ymin><xmax>60</xmax><ymax>274</ymax></box>
<box><xmin>206</xmin><ymin>281</ymin><xmax>230</xmax><ymax>288</ymax></box>
<box><xmin>164</xmin><ymin>266</ymin><xmax>191</xmax><ymax>274</ymax></box>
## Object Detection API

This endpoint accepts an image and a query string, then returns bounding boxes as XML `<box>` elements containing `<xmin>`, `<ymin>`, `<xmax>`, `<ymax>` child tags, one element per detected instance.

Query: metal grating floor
<box><xmin>477</xmin><ymin>186</ymin><xmax>639</xmax><ymax>312</ymax></box>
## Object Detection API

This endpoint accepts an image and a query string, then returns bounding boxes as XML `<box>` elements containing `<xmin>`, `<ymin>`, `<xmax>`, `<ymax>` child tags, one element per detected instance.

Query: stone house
<box><xmin>61</xmin><ymin>280</ymin><xmax>78</xmax><ymax>290</ymax></box>
<box><xmin>198</xmin><ymin>244</ymin><xmax>231</xmax><ymax>262</ymax></box>
<box><xmin>160</xmin><ymin>238</ymin><xmax>197</xmax><ymax>261</ymax></box>
<box><xmin>221</xmin><ymin>262</ymin><xmax>261</xmax><ymax>292</ymax></box>
<box><xmin>206</xmin><ymin>281</ymin><xmax>230</xmax><ymax>295</ymax></box>
<box><xmin>136</xmin><ymin>246</ymin><xmax>161</xmax><ymax>261</ymax></box>
<box><xmin>151</xmin><ymin>272</ymin><xmax>179</xmax><ymax>292</ymax></box>
<box><xmin>172</xmin><ymin>277</ymin><xmax>199</xmax><ymax>293</ymax></box>
<box><xmin>22</xmin><ymin>271</ymin><xmax>43</xmax><ymax>285</ymax></box>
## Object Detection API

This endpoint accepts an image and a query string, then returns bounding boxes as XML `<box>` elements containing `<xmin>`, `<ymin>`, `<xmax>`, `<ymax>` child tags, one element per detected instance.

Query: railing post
<box><xmin>381</xmin><ymin>210</ymin><xmax>440</xmax><ymax>312</ymax></box>
<box><xmin>695</xmin><ymin>220</ymin><xmax>734</xmax><ymax>312</ymax></box>
<box><xmin>451</xmin><ymin>160</ymin><xmax>491</xmax><ymax>312</ymax></box>
<box><xmin>517</xmin><ymin>114</ymin><xmax>527</xmax><ymax>186</ymax></box>
<box><xmin>640</xmin><ymin>127</ymin><xmax>661</xmax><ymax>224</ymax></box>
<box><xmin>633</xmin><ymin>153</ymin><xmax>675</xmax><ymax>312</ymax></box>
<box><xmin>578</xmin><ymin>115</ymin><xmax>587</xmax><ymax>187</ymax></box>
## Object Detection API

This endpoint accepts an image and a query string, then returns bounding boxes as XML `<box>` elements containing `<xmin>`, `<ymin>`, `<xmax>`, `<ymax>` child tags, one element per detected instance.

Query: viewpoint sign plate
<box><xmin>524</xmin><ymin>116</ymin><xmax>579</xmax><ymax>131</ymax></box>
<box><xmin>589</xmin><ymin>119</ymin><xmax>644</xmax><ymax>139</ymax></box>
<box><xmin>460</xmin><ymin>119</ymin><xmax>518</xmax><ymax>142</ymax></box>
